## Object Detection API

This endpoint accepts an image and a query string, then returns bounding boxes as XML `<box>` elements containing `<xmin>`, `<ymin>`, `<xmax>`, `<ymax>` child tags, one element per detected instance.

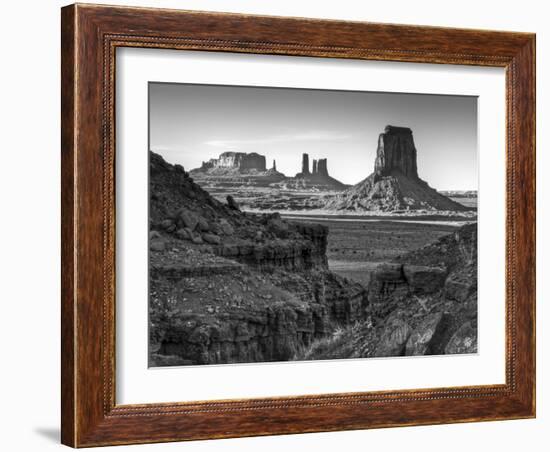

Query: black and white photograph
<box><xmin>148</xmin><ymin>82</ymin><xmax>478</xmax><ymax>367</ymax></box>
<box><xmin>1</xmin><ymin>0</ymin><xmax>542</xmax><ymax>449</ymax></box>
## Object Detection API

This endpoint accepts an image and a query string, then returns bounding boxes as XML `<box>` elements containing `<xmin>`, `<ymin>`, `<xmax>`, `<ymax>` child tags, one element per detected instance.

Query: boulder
<box><xmin>210</xmin><ymin>222</ymin><xmax>222</xmax><ymax>235</ymax></box>
<box><xmin>445</xmin><ymin>274</ymin><xmax>476</xmax><ymax>302</ymax></box>
<box><xmin>150</xmin><ymin>239</ymin><xmax>166</xmax><ymax>251</ymax></box>
<box><xmin>403</xmin><ymin>265</ymin><xmax>447</xmax><ymax>293</ymax></box>
<box><xmin>175</xmin><ymin>228</ymin><xmax>192</xmax><ymax>240</ymax></box>
<box><xmin>202</xmin><ymin>233</ymin><xmax>221</xmax><ymax>245</ymax></box>
<box><xmin>191</xmin><ymin>235</ymin><xmax>203</xmax><ymax>244</ymax></box>
<box><xmin>445</xmin><ymin>322</ymin><xmax>477</xmax><ymax>354</ymax></box>
<box><xmin>226</xmin><ymin>195</ymin><xmax>240</xmax><ymax>211</ymax></box>
<box><xmin>160</xmin><ymin>219</ymin><xmax>174</xmax><ymax>231</ymax></box>
<box><xmin>149</xmin><ymin>230</ymin><xmax>161</xmax><ymax>240</ymax></box>
<box><xmin>177</xmin><ymin>209</ymin><xmax>199</xmax><ymax>230</ymax></box>
<box><xmin>405</xmin><ymin>312</ymin><xmax>451</xmax><ymax>356</ymax></box>
<box><xmin>197</xmin><ymin>216</ymin><xmax>211</xmax><ymax>232</ymax></box>
<box><xmin>375</xmin><ymin>317</ymin><xmax>411</xmax><ymax>357</ymax></box>
<box><xmin>219</xmin><ymin>219</ymin><xmax>234</xmax><ymax>236</ymax></box>
<box><xmin>267</xmin><ymin>217</ymin><xmax>289</xmax><ymax>235</ymax></box>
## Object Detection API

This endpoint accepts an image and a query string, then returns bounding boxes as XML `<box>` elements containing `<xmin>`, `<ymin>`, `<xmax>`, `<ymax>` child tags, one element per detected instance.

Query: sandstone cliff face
<box><xmin>150</xmin><ymin>152</ymin><xmax>329</xmax><ymax>270</ymax></box>
<box><xmin>190</xmin><ymin>151</ymin><xmax>286</xmax><ymax>188</ymax></box>
<box><xmin>370</xmin><ymin>223</ymin><xmax>478</xmax><ymax>357</ymax></box>
<box><xmin>295</xmin><ymin>223</ymin><xmax>478</xmax><ymax>361</ymax></box>
<box><xmin>301</xmin><ymin>153</ymin><xmax>310</xmax><ymax>175</ymax></box>
<box><xmin>215</xmin><ymin>222</ymin><xmax>328</xmax><ymax>270</ymax></box>
<box><xmin>198</xmin><ymin>151</ymin><xmax>267</xmax><ymax>173</ymax></box>
<box><xmin>150</xmin><ymin>266</ymin><xmax>367</xmax><ymax>366</ymax></box>
<box><xmin>374</xmin><ymin>126</ymin><xmax>418</xmax><ymax>178</ymax></box>
<box><xmin>324</xmin><ymin>125</ymin><xmax>470</xmax><ymax>212</ymax></box>
<box><xmin>149</xmin><ymin>151</ymin><xmax>368</xmax><ymax>366</ymax></box>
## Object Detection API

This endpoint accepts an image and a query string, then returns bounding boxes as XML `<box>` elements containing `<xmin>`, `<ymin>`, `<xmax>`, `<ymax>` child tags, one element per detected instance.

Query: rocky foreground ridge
<box><xmin>324</xmin><ymin>126</ymin><xmax>470</xmax><ymax>212</ymax></box>
<box><xmin>149</xmin><ymin>151</ymin><xmax>366</xmax><ymax>365</ymax></box>
<box><xmin>297</xmin><ymin>223</ymin><xmax>478</xmax><ymax>360</ymax></box>
<box><xmin>149</xmin><ymin>151</ymin><xmax>477</xmax><ymax>366</ymax></box>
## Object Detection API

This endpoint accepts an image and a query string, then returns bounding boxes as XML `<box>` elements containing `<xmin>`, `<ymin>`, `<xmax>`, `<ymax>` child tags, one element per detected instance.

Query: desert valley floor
<box><xmin>285</xmin><ymin>215</ymin><xmax>462</xmax><ymax>287</ymax></box>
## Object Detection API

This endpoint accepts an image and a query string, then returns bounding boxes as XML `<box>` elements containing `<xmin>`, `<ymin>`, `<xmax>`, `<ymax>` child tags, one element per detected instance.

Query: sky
<box><xmin>149</xmin><ymin>82</ymin><xmax>477</xmax><ymax>190</ymax></box>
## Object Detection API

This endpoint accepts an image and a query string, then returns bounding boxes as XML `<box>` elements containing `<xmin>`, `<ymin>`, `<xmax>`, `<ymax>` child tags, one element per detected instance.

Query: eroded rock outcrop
<box><xmin>369</xmin><ymin>223</ymin><xmax>478</xmax><ymax>356</ymax></box>
<box><xmin>199</xmin><ymin>151</ymin><xmax>267</xmax><ymax>172</ymax></box>
<box><xmin>324</xmin><ymin>125</ymin><xmax>470</xmax><ymax>212</ymax></box>
<box><xmin>374</xmin><ymin>126</ymin><xmax>418</xmax><ymax>179</ymax></box>
<box><xmin>149</xmin><ymin>151</ymin><xmax>368</xmax><ymax>366</ymax></box>
<box><xmin>190</xmin><ymin>151</ymin><xmax>286</xmax><ymax>188</ymax></box>
<box><xmin>294</xmin><ymin>222</ymin><xmax>478</xmax><ymax>361</ymax></box>
<box><xmin>301</xmin><ymin>153</ymin><xmax>310</xmax><ymax>175</ymax></box>
<box><xmin>286</xmin><ymin>153</ymin><xmax>347</xmax><ymax>191</ymax></box>
<box><xmin>150</xmin><ymin>265</ymin><xmax>367</xmax><ymax>366</ymax></box>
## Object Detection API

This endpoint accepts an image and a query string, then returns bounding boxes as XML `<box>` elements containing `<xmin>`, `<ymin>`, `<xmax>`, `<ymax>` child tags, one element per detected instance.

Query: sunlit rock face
<box><xmin>200</xmin><ymin>152</ymin><xmax>266</xmax><ymax>172</ymax></box>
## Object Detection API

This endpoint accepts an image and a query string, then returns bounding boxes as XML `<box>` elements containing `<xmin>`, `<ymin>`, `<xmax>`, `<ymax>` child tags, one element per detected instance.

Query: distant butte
<box><xmin>288</xmin><ymin>153</ymin><xmax>346</xmax><ymax>190</ymax></box>
<box><xmin>197</xmin><ymin>151</ymin><xmax>267</xmax><ymax>173</ymax></box>
<box><xmin>324</xmin><ymin>125</ymin><xmax>470</xmax><ymax>212</ymax></box>
<box><xmin>191</xmin><ymin>150</ymin><xmax>348</xmax><ymax>192</ymax></box>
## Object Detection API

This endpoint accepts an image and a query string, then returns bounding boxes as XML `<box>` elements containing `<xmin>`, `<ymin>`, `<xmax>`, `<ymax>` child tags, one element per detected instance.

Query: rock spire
<box><xmin>301</xmin><ymin>153</ymin><xmax>310</xmax><ymax>175</ymax></box>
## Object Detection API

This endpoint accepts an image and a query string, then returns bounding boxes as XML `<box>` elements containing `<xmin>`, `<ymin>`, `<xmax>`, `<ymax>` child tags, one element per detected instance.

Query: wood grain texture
<box><xmin>60</xmin><ymin>3</ymin><xmax>536</xmax><ymax>447</ymax></box>
<box><xmin>60</xmin><ymin>5</ymin><xmax>76</xmax><ymax>447</ymax></box>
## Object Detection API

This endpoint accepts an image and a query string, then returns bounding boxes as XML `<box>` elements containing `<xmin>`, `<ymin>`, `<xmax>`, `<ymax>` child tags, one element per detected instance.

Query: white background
<box><xmin>0</xmin><ymin>1</ymin><xmax>546</xmax><ymax>451</ymax></box>
<box><xmin>117</xmin><ymin>49</ymin><xmax>505</xmax><ymax>404</ymax></box>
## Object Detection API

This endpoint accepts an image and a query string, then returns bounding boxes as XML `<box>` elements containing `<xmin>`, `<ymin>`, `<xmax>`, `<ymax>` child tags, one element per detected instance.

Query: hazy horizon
<box><xmin>149</xmin><ymin>83</ymin><xmax>478</xmax><ymax>190</ymax></box>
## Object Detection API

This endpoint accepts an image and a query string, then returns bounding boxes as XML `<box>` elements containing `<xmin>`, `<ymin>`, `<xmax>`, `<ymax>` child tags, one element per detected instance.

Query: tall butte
<box><xmin>325</xmin><ymin>125</ymin><xmax>469</xmax><ymax>212</ymax></box>
<box><xmin>374</xmin><ymin>126</ymin><xmax>418</xmax><ymax>178</ymax></box>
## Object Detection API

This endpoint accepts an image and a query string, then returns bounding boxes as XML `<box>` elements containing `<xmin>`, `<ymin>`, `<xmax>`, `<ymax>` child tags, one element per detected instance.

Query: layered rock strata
<box><xmin>294</xmin><ymin>222</ymin><xmax>478</xmax><ymax>361</ymax></box>
<box><xmin>149</xmin><ymin>151</ymin><xmax>368</xmax><ymax>366</ymax></box>
<box><xmin>151</xmin><ymin>266</ymin><xmax>367</xmax><ymax>366</ymax></box>
<box><xmin>199</xmin><ymin>151</ymin><xmax>266</xmax><ymax>172</ymax></box>
<box><xmin>368</xmin><ymin>222</ymin><xmax>478</xmax><ymax>356</ymax></box>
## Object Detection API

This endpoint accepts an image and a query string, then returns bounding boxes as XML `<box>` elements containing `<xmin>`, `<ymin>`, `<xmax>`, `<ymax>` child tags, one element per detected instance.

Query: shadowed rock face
<box><xmin>370</xmin><ymin>223</ymin><xmax>478</xmax><ymax>357</ymax></box>
<box><xmin>317</xmin><ymin>158</ymin><xmax>328</xmax><ymax>177</ymax></box>
<box><xmin>374</xmin><ymin>126</ymin><xmax>418</xmax><ymax>179</ymax></box>
<box><xmin>292</xmin><ymin>223</ymin><xmax>478</xmax><ymax>361</ymax></box>
<box><xmin>149</xmin><ymin>151</ymin><xmax>369</xmax><ymax>366</ymax></box>
<box><xmin>301</xmin><ymin>153</ymin><xmax>310</xmax><ymax>174</ymax></box>
<box><xmin>292</xmin><ymin>153</ymin><xmax>346</xmax><ymax>190</ymax></box>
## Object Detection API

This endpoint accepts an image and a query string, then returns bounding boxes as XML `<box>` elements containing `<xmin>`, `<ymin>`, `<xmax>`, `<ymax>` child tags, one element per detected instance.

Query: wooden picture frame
<box><xmin>61</xmin><ymin>3</ymin><xmax>535</xmax><ymax>447</ymax></box>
